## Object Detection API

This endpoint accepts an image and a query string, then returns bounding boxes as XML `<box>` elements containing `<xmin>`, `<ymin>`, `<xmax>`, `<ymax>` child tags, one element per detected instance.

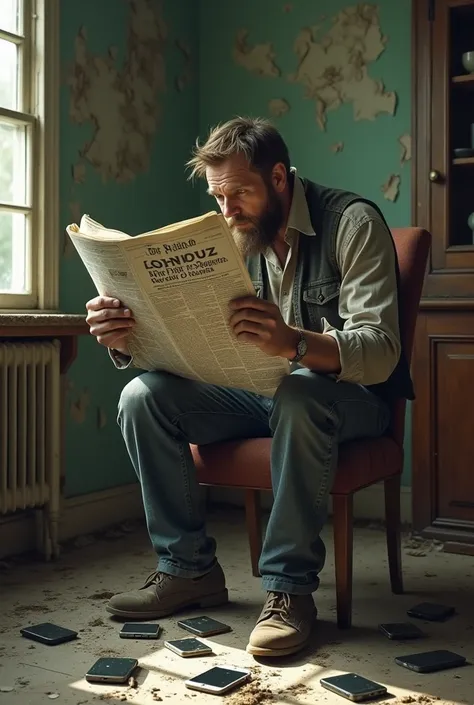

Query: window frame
<box><xmin>0</xmin><ymin>0</ymin><xmax>59</xmax><ymax>311</ymax></box>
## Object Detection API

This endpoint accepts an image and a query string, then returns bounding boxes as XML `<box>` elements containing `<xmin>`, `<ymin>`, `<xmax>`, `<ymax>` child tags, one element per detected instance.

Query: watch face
<box><xmin>297</xmin><ymin>337</ymin><xmax>308</xmax><ymax>356</ymax></box>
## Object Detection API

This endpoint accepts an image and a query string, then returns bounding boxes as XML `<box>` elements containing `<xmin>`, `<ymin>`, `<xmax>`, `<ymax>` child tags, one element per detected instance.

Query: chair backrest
<box><xmin>389</xmin><ymin>227</ymin><xmax>431</xmax><ymax>445</ymax></box>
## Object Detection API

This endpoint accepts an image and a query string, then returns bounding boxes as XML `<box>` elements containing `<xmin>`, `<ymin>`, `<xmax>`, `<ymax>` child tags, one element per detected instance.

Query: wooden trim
<box><xmin>420</xmin><ymin>298</ymin><xmax>474</xmax><ymax>310</ymax></box>
<box><xmin>0</xmin><ymin>323</ymin><xmax>88</xmax><ymax>337</ymax></box>
<box><xmin>411</xmin><ymin>314</ymin><xmax>433</xmax><ymax>531</ymax></box>
<box><xmin>0</xmin><ymin>483</ymin><xmax>144</xmax><ymax>559</ymax></box>
<box><xmin>36</xmin><ymin>0</ymin><xmax>60</xmax><ymax>309</ymax></box>
<box><xmin>443</xmin><ymin>542</ymin><xmax>474</xmax><ymax>555</ymax></box>
<box><xmin>420</xmin><ymin>525</ymin><xmax>474</xmax><ymax>544</ymax></box>
<box><xmin>412</xmin><ymin>0</ymin><xmax>432</xmax><ymax>235</ymax></box>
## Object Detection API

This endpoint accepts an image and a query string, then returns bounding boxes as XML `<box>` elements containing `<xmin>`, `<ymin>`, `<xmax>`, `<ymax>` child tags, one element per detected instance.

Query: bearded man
<box><xmin>85</xmin><ymin>116</ymin><xmax>413</xmax><ymax>657</ymax></box>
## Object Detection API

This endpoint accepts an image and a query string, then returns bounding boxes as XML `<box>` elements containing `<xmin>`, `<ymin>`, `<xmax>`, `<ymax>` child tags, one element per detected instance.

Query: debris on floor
<box><xmin>0</xmin><ymin>510</ymin><xmax>473</xmax><ymax>705</ymax></box>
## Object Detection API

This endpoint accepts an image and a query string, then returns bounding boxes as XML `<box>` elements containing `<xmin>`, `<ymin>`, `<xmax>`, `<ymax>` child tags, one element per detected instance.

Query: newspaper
<box><xmin>66</xmin><ymin>211</ymin><xmax>290</xmax><ymax>397</ymax></box>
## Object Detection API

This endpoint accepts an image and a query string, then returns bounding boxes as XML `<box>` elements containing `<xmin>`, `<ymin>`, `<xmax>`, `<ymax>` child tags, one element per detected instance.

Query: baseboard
<box><xmin>349</xmin><ymin>482</ymin><xmax>412</xmax><ymax>524</ymax></box>
<box><xmin>0</xmin><ymin>483</ymin><xmax>144</xmax><ymax>560</ymax></box>
<box><xmin>0</xmin><ymin>481</ymin><xmax>412</xmax><ymax>560</ymax></box>
<box><xmin>209</xmin><ymin>482</ymin><xmax>413</xmax><ymax>525</ymax></box>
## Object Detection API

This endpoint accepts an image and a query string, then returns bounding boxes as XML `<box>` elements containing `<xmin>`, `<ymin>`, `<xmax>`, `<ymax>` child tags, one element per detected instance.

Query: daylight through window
<box><xmin>0</xmin><ymin>0</ymin><xmax>59</xmax><ymax>310</ymax></box>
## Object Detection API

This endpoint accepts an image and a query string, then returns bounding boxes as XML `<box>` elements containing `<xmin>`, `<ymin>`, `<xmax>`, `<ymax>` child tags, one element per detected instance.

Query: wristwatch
<box><xmin>289</xmin><ymin>329</ymin><xmax>308</xmax><ymax>363</ymax></box>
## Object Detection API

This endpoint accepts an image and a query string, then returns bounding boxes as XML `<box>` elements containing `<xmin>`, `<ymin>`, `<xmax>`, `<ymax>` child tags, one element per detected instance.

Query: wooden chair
<box><xmin>192</xmin><ymin>227</ymin><xmax>431</xmax><ymax>629</ymax></box>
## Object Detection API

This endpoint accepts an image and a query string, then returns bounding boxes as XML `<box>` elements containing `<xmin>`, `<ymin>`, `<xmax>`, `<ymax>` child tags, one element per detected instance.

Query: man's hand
<box><xmin>85</xmin><ymin>296</ymin><xmax>135</xmax><ymax>354</ymax></box>
<box><xmin>229</xmin><ymin>296</ymin><xmax>299</xmax><ymax>358</ymax></box>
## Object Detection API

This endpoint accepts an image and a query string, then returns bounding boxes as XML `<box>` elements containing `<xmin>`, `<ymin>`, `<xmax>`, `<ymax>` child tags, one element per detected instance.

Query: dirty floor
<box><xmin>0</xmin><ymin>509</ymin><xmax>473</xmax><ymax>705</ymax></box>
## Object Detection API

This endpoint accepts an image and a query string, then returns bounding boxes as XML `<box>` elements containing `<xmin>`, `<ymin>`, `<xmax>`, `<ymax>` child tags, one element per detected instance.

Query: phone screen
<box><xmin>188</xmin><ymin>667</ymin><xmax>248</xmax><ymax>689</ymax></box>
<box><xmin>167</xmin><ymin>638</ymin><xmax>210</xmax><ymax>652</ymax></box>
<box><xmin>179</xmin><ymin>617</ymin><xmax>230</xmax><ymax>634</ymax></box>
<box><xmin>87</xmin><ymin>658</ymin><xmax>138</xmax><ymax>678</ymax></box>
<box><xmin>323</xmin><ymin>674</ymin><xmax>386</xmax><ymax>695</ymax></box>
<box><xmin>121</xmin><ymin>623</ymin><xmax>160</xmax><ymax>635</ymax></box>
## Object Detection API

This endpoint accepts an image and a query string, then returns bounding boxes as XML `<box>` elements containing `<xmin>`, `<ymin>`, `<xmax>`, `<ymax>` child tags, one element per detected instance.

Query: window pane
<box><xmin>0</xmin><ymin>0</ymin><xmax>21</xmax><ymax>34</ymax></box>
<box><xmin>0</xmin><ymin>121</ymin><xmax>27</xmax><ymax>205</ymax></box>
<box><xmin>0</xmin><ymin>38</ymin><xmax>19</xmax><ymax>110</ymax></box>
<box><xmin>0</xmin><ymin>211</ymin><xmax>28</xmax><ymax>293</ymax></box>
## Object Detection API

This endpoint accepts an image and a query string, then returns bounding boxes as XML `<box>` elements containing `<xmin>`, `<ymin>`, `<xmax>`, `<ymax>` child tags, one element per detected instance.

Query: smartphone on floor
<box><xmin>379</xmin><ymin>622</ymin><xmax>424</xmax><ymax>640</ymax></box>
<box><xmin>320</xmin><ymin>674</ymin><xmax>387</xmax><ymax>702</ymax></box>
<box><xmin>20</xmin><ymin>623</ymin><xmax>78</xmax><ymax>646</ymax></box>
<box><xmin>119</xmin><ymin>623</ymin><xmax>161</xmax><ymax>639</ymax></box>
<box><xmin>85</xmin><ymin>657</ymin><xmax>138</xmax><ymax>684</ymax></box>
<box><xmin>407</xmin><ymin>602</ymin><xmax>455</xmax><ymax>622</ymax></box>
<box><xmin>164</xmin><ymin>637</ymin><xmax>213</xmax><ymax>657</ymax></box>
<box><xmin>177</xmin><ymin>616</ymin><xmax>231</xmax><ymax>637</ymax></box>
<box><xmin>395</xmin><ymin>650</ymin><xmax>466</xmax><ymax>673</ymax></box>
<box><xmin>184</xmin><ymin>665</ymin><xmax>250</xmax><ymax>694</ymax></box>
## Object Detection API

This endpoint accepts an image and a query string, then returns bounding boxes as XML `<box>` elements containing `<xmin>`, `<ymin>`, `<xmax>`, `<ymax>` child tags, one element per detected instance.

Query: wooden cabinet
<box><xmin>412</xmin><ymin>0</ymin><xmax>474</xmax><ymax>551</ymax></box>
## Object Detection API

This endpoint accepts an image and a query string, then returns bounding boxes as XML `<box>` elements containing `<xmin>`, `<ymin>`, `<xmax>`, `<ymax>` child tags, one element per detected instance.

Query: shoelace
<box><xmin>141</xmin><ymin>570</ymin><xmax>171</xmax><ymax>594</ymax></box>
<box><xmin>262</xmin><ymin>591</ymin><xmax>292</xmax><ymax>619</ymax></box>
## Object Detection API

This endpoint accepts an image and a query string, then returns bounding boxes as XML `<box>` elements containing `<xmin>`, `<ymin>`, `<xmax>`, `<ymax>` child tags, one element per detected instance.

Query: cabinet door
<box><xmin>436</xmin><ymin>341</ymin><xmax>474</xmax><ymax>520</ymax></box>
<box><xmin>414</xmin><ymin>0</ymin><xmax>474</xmax><ymax>297</ymax></box>
<box><xmin>412</xmin><ymin>310</ymin><xmax>474</xmax><ymax>541</ymax></box>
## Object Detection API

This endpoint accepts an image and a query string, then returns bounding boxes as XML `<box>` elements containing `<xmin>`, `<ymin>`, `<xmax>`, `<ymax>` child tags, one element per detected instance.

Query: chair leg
<box><xmin>385</xmin><ymin>475</ymin><xmax>404</xmax><ymax>594</ymax></box>
<box><xmin>244</xmin><ymin>489</ymin><xmax>262</xmax><ymax>577</ymax></box>
<box><xmin>333</xmin><ymin>493</ymin><xmax>354</xmax><ymax>629</ymax></box>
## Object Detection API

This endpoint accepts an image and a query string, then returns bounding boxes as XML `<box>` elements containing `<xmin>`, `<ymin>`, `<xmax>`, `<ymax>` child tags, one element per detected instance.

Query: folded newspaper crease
<box><xmin>66</xmin><ymin>211</ymin><xmax>289</xmax><ymax>397</ymax></box>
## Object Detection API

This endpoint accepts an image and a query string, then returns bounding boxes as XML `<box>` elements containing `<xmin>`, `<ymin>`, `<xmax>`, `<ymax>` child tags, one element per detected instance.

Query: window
<box><xmin>0</xmin><ymin>0</ymin><xmax>59</xmax><ymax>310</ymax></box>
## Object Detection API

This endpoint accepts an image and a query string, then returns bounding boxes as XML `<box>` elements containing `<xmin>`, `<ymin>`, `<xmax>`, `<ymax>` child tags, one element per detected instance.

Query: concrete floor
<box><xmin>0</xmin><ymin>509</ymin><xmax>473</xmax><ymax>705</ymax></box>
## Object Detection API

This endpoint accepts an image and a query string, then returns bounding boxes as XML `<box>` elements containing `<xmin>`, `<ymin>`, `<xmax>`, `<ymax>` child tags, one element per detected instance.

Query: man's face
<box><xmin>206</xmin><ymin>153</ymin><xmax>286</xmax><ymax>257</ymax></box>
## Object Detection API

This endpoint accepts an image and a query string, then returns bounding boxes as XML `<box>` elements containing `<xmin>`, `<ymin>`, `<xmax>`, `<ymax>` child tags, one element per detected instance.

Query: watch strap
<box><xmin>289</xmin><ymin>329</ymin><xmax>307</xmax><ymax>363</ymax></box>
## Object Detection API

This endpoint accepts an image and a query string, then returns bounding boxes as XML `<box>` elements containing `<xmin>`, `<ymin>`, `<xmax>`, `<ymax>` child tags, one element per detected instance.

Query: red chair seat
<box><xmin>191</xmin><ymin>435</ymin><xmax>403</xmax><ymax>496</ymax></box>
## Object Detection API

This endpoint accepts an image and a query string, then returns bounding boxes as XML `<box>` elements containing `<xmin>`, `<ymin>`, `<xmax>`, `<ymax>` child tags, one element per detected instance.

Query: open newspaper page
<box><xmin>67</xmin><ymin>213</ymin><xmax>289</xmax><ymax>397</ymax></box>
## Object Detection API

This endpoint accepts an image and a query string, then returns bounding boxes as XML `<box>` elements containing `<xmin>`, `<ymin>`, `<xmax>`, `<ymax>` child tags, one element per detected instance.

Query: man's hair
<box><xmin>186</xmin><ymin>116</ymin><xmax>291</xmax><ymax>181</ymax></box>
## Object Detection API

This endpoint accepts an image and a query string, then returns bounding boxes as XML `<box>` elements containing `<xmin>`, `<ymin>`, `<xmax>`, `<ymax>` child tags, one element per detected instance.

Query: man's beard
<box><xmin>229</xmin><ymin>187</ymin><xmax>284</xmax><ymax>258</ymax></box>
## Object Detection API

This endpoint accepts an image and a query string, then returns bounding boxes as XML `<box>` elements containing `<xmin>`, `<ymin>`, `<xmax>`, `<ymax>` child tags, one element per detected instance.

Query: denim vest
<box><xmin>245</xmin><ymin>178</ymin><xmax>415</xmax><ymax>401</ymax></box>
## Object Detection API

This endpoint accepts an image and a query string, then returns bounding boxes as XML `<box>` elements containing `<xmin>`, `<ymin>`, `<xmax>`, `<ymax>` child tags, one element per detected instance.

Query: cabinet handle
<box><xmin>429</xmin><ymin>169</ymin><xmax>441</xmax><ymax>182</ymax></box>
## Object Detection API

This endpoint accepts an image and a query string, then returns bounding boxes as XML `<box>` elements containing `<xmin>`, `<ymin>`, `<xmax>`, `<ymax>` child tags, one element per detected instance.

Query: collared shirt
<box><xmin>263</xmin><ymin>169</ymin><xmax>314</xmax><ymax>329</ymax></box>
<box><xmin>264</xmin><ymin>169</ymin><xmax>401</xmax><ymax>385</ymax></box>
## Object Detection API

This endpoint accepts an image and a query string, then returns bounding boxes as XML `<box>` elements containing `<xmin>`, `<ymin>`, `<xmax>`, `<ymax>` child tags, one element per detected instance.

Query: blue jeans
<box><xmin>117</xmin><ymin>369</ymin><xmax>390</xmax><ymax>595</ymax></box>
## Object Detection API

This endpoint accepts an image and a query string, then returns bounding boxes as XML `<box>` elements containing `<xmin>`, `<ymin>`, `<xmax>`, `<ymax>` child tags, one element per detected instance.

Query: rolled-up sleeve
<box><xmin>323</xmin><ymin>206</ymin><xmax>401</xmax><ymax>386</ymax></box>
<box><xmin>108</xmin><ymin>348</ymin><xmax>134</xmax><ymax>370</ymax></box>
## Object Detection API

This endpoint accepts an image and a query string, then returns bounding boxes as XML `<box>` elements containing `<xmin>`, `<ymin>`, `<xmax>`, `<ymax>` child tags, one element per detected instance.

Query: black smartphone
<box><xmin>85</xmin><ymin>657</ymin><xmax>139</xmax><ymax>684</ymax></box>
<box><xmin>407</xmin><ymin>602</ymin><xmax>455</xmax><ymax>622</ymax></box>
<box><xmin>20</xmin><ymin>623</ymin><xmax>78</xmax><ymax>646</ymax></box>
<box><xmin>164</xmin><ymin>637</ymin><xmax>213</xmax><ymax>657</ymax></box>
<box><xmin>395</xmin><ymin>649</ymin><xmax>466</xmax><ymax>673</ymax></box>
<box><xmin>119</xmin><ymin>623</ymin><xmax>161</xmax><ymax>639</ymax></box>
<box><xmin>185</xmin><ymin>665</ymin><xmax>250</xmax><ymax>694</ymax></box>
<box><xmin>379</xmin><ymin>622</ymin><xmax>424</xmax><ymax>640</ymax></box>
<box><xmin>320</xmin><ymin>674</ymin><xmax>387</xmax><ymax>702</ymax></box>
<box><xmin>177</xmin><ymin>616</ymin><xmax>231</xmax><ymax>637</ymax></box>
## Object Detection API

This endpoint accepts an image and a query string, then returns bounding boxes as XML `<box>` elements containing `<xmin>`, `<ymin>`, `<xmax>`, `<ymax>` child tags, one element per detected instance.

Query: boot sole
<box><xmin>246</xmin><ymin>639</ymin><xmax>308</xmax><ymax>658</ymax></box>
<box><xmin>105</xmin><ymin>588</ymin><xmax>229</xmax><ymax>620</ymax></box>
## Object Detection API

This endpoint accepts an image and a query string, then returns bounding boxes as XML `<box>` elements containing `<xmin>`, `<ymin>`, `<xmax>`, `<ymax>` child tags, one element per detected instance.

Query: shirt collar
<box><xmin>286</xmin><ymin>167</ymin><xmax>315</xmax><ymax>237</ymax></box>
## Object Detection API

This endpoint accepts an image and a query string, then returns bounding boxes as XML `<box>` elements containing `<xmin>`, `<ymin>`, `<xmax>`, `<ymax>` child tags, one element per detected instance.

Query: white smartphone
<box><xmin>177</xmin><ymin>616</ymin><xmax>231</xmax><ymax>637</ymax></box>
<box><xmin>164</xmin><ymin>637</ymin><xmax>213</xmax><ymax>658</ymax></box>
<box><xmin>184</xmin><ymin>665</ymin><xmax>251</xmax><ymax>694</ymax></box>
<box><xmin>85</xmin><ymin>657</ymin><xmax>138</xmax><ymax>684</ymax></box>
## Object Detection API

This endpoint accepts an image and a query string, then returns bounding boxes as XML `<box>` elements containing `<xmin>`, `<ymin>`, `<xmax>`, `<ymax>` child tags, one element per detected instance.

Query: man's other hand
<box><xmin>229</xmin><ymin>296</ymin><xmax>299</xmax><ymax>358</ymax></box>
<box><xmin>85</xmin><ymin>296</ymin><xmax>135</xmax><ymax>354</ymax></box>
